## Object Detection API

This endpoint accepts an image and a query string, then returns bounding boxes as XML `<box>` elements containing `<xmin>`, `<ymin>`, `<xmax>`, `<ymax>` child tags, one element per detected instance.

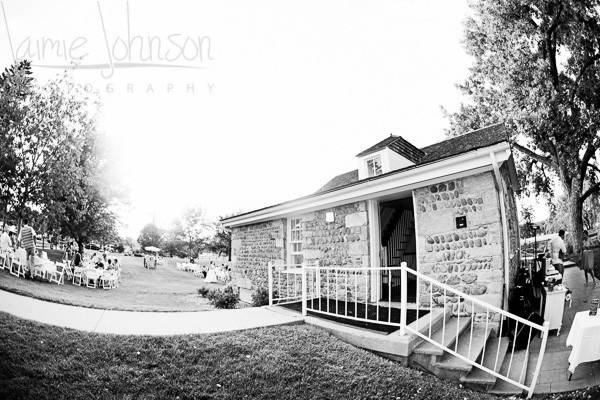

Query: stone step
<box><xmin>460</xmin><ymin>337</ymin><xmax>509</xmax><ymax>386</ymax></box>
<box><xmin>434</xmin><ymin>325</ymin><xmax>493</xmax><ymax>372</ymax></box>
<box><xmin>413</xmin><ymin>316</ymin><xmax>471</xmax><ymax>356</ymax></box>
<box><xmin>487</xmin><ymin>348</ymin><xmax>529</xmax><ymax>395</ymax></box>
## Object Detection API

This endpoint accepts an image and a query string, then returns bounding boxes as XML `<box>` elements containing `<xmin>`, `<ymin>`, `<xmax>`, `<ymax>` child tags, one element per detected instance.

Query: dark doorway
<box><xmin>379</xmin><ymin>198</ymin><xmax>416</xmax><ymax>302</ymax></box>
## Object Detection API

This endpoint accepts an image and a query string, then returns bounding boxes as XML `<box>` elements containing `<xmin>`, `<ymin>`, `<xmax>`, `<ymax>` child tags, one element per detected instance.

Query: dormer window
<box><xmin>366</xmin><ymin>156</ymin><xmax>383</xmax><ymax>177</ymax></box>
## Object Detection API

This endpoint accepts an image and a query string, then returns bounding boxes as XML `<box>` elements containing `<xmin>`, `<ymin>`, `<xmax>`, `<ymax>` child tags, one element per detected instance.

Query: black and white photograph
<box><xmin>1</xmin><ymin>1</ymin><xmax>600</xmax><ymax>399</ymax></box>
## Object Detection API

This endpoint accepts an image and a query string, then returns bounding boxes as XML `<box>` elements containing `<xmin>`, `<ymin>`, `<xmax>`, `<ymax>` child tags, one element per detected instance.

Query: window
<box><xmin>366</xmin><ymin>156</ymin><xmax>383</xmax><ymax>177</ymax></box>
<box><xmin>289</xmin><ymin>218</ymin><xmax>303</xmax><ymax>267</ymax></box>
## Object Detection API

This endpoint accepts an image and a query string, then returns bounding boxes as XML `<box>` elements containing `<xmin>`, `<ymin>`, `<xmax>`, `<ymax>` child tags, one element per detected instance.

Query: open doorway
<box><xmin>379</xmin><ymin>198</ymin><xmax>417</xmax><ymax>302</ymax></box>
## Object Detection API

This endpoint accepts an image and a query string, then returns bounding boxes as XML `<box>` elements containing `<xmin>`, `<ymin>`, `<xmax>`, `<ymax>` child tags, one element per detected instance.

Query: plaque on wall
<box><xmin>456</xmin><ymin>216</ymin><xmax>467</xmax><ymax>229</ymax></box>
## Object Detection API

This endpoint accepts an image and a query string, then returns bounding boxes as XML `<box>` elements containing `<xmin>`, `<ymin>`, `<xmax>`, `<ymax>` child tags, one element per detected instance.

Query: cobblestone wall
<box><xmin>413</xmin><ymin>172</ymin><xmax>505</xmax><ymax>314</ymax></box>
<box><xmin>230</xmin><ymin>219</ymin><xmax>286</xmax><ymax>293</ymax></box>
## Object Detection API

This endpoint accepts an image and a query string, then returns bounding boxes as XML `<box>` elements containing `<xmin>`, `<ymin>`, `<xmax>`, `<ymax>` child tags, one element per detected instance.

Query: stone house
<box><xmin>222</xmin><ymin>123</ymin><xmax>521</xmax><ymax>311</ymax></box>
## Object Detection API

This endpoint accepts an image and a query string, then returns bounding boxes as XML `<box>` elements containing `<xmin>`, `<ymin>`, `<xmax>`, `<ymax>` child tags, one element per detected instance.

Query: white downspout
<box><xmin>490</xmin><ymin>152</ymin><xmax>511</xmax><ymax>311</ymax></box>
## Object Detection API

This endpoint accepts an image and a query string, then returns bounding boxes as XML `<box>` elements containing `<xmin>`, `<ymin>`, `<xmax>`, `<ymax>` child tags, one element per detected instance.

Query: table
<box><xmin>566</xmin><ymin>311</ymin><xmax>600</xmax><ymax>375</ymax></box>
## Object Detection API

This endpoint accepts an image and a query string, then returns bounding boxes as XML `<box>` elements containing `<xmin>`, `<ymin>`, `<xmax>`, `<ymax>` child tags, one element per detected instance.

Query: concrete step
<box><xmin>460</xmin><ymin>337</ymin><xmax>509</xmax><ymax>386</ymax></box>
<box><xmin>434</xmin><ymin>325</ymin><xmax>493</xmax><ymax>372</ymax></box>
<box><xmin>413</xmin><ymin>316</ymin><xmax>471</xmax><ymax>356</ymax></box>
<box><xmin>487</xmin><ymin>348</ymin><xmax>529</xmax><ymax>395</ymax></box>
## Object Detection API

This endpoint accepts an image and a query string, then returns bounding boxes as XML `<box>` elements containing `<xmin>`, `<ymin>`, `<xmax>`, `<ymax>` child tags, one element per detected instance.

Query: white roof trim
<box><xmin>223</xmin><ymin>142</ymin><xmax>512</xmax><ymax>228</ymax></box>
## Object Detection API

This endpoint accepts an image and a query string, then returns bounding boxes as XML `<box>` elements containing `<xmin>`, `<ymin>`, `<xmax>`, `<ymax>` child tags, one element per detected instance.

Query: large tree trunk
<box><xmin>77</xmin><ymin>241</ymin><xmax>84</xmax><ymax>254</ymax></box>
<box><xmin>568</xmin><ymin>182</ymin><xmax>584</xmax><ymax>255</ymax></box>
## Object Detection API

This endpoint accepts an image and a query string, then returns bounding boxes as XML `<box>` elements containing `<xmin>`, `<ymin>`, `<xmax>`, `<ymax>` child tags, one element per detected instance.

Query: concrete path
<box><xmin>0</xmin><ymin>289</ymin><xmax>303</xmax><ymax>335</ymax></box>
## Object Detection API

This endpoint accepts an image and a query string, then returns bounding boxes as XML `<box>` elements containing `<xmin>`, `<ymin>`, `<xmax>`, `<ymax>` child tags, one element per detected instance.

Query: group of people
<box><xmin>0</xmin><ymin>219</ymin><xmax>40</xmax><ymax>278</ymax></box>
<box><xmin>88</xmin><ymin>252</ymin><xmax>121</xmax><ymax>271</ymax></box>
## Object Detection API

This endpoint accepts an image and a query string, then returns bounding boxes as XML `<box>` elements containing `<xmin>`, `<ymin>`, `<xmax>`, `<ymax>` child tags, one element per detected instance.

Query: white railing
<box><xmin>267</xmin><ymin>262</ymin><xmax>304</xmax><ymax>305</ymax></box>
<box><xmin>269</xmin><ymin>261</ymin><xmax>549</xmax><ymax>398</ymax></box>
<box><xmin>303</xmin><ymin>264</ymin><xmax>406</xmax><ymax>330</ymax></box>
<box><xmin>401</xmin><ymin>263</ymin><xmax>548</xmax><ymax>398</ymax></box>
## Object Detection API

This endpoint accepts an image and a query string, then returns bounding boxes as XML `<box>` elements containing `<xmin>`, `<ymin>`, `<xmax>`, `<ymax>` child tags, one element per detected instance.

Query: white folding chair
<box><xmin>10</xmin><ymin>259</ymin><xmax>26</xmax><ymax>278</ymax></box>
<box><xmin>0</xmin><ymin>252</ymin><xmax>8</xmax><ymax>270</ymax></box>
<box><xmin>72</xmin><ymin>268</ymin><xmax>83</xmax><ymax>286</ymax></box>
<box><xmin>86</xmin><ymin>273</ymin><xmax>97</xmax><ymax>288</ymax></box>
<box><xmin>50</xmin><ymin>263</ymin><xmax>65</xmax><ymax>285</ymax></box>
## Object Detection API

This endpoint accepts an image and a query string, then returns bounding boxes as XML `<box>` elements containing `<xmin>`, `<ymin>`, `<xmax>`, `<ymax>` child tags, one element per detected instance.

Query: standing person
<box><xmin>548</xmin><ymin>229</ymin><xmax>568</xmax><ymax>276</ymax></box>
<box><xmin>18</xmin><ymin>219</ymin><xmax>37</xmax><ymax>277</ymax></box>
<box><xmin>581</xmin><ymin>230</ymin><xmax>597</xmax><ymax>285</ymax></box>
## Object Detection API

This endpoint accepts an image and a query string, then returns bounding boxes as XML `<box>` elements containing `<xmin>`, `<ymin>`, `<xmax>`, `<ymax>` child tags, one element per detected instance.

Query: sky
<box><xmin>0</xmin><ymin>0</ymin><xmax>550</xmax><ymax>237</ymax></box>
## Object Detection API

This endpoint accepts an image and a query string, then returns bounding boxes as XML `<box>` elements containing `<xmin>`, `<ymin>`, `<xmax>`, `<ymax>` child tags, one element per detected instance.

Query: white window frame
<box><xmin>366</xmin><ymin>155</ymin><xmax>383</xmax><ymax>177</ymax></box>
<box><xmin>287</xmin><ymin>217</ymin><xmax>304</xmax><ymax>268</ymax></box>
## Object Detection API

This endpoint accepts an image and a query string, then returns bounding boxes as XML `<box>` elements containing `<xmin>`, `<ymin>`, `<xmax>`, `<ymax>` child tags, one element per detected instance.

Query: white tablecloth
<box><xmin>566</xmin><ymin>311</ymin><xmax>600</xmax><ymax>373</ymax></box>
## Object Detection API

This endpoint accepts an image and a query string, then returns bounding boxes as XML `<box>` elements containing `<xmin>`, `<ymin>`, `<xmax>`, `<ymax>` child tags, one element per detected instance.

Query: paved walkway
<box><xmin>527</xmin><ymin>265</ymin><xmax>600</xmax><ymax>393</ymax></box>
<box><xmin>0</xmin><ymin>289</ymin><xmax>303</xmax><ymax>335</ymax></box>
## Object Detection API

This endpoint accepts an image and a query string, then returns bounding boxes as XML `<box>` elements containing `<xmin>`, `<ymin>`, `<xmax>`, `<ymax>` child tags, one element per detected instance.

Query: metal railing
<box><xmin>401</xmin><ymin>264</ymin><xmax>548</xmax><ymax>398</ymax></box>
<box><xmin>268</xmin><ymin>261</ymin><xmax>549</xmax><ymax>398</ymax></box>
<box><xmin>267</xmin><ymin>262</ymin><xmax>304</xmax><ymax>305</ymax></box>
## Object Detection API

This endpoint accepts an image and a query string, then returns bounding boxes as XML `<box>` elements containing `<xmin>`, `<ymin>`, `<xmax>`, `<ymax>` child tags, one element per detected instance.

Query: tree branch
<box><xmin>546</xmin><ymin>4</ymin><xmax>563</xmax><ymax>88</ymax></box>
<box><xmin>571</xmin><ymin>53</ymin><xmax>600</xmax><ymax>103</ymax></box>
<box><xmin>580</xmin><ymin>138</ymin><xmax>600</xmax><ymax>184</ymax></box>
<box><xmin>581</xmin><ymin>182</ymin><xmax>600</xmax><ymax>203</ymax></box>
<box><xmin>512</xmin><ymin>143</ymin><xmax>553</xmax><ymax>167</ymax></box>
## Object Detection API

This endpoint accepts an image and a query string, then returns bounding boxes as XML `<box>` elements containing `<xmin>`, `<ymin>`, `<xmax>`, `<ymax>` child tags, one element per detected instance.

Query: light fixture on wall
<box><xmin>325</xmin><ymin>212</ymin><xmax>334</xmax><ymax>223</ymax></box>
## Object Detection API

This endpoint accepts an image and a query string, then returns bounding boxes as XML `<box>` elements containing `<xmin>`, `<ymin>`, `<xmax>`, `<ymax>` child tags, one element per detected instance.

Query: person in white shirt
<box><xmin>0</xmin><ymin>229</ymin><xmax>13</xmax><ymax>253</ymax></box>
<box><xmin>548</xmin><ymin>229</ymin><xmax>568</xmax><ymax>275</ymax></box>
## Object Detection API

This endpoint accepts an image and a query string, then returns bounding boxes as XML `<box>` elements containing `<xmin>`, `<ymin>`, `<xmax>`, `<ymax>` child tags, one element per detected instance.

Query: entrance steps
<box><xmin>410</xmin><ymin>316</ymin><xmax>532</xmax><ymax>395</ymax></box>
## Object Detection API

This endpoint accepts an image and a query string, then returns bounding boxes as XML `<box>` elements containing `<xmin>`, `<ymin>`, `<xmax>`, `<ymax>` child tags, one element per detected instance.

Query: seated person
<box><xmin>72</xmin><ymin>251</ymin><xmax>82</xmax><ymax>267</ymax></box>
<box><xmin>106</xmin><ymin>259</ymin><xmax>113</xmax><ymax>270</ymax></box>
<box><xmin>112</xmin><ymin>258</ymin><xmax>120</xmax><ymax>269</ymax></box>
<box><xmin>96</xmin><ymin>261</ymin><xmax>104</xmax><ymax>270</ymax></box>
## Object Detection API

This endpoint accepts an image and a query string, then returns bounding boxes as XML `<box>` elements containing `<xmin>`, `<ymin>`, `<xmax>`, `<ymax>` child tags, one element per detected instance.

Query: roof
<box><xmin>316</xmin><ymin>123</ymin><xmax>508</xmax><ymax>193</ymax></box>
<box><xmin>315</xmin><ymin>170</ymin><xmax>358</xmax><ymax>194</ymax></box>
<box><xmin>356</xmin><ymin>135</ymin><xmax>425</xmax><ymax>163</ymax></box>
<box><xmin>224</xmin><ymin>122</ymin><xmax>510</xmax><ymax>224</ymax></box>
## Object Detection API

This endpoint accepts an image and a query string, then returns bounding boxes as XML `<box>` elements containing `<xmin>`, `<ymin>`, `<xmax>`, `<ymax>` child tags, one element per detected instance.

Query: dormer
<box><xmin>356</xmin><ymin>135</ymin><xmax>425</xmax><ymax>180</ymax></box>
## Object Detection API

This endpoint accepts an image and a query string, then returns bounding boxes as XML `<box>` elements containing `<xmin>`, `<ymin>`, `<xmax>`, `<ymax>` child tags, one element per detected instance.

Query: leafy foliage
<box><xmin>137</xmin><ymin>223</ymin><xmax>164</xmax><ymax>250</ymax></box>
<box><xmin>207</xmin><ymin>285</ymin><xmax>240</xmax><ymax>309</ymax></box>
<box><xmin>447</xmin><ymin>1</ymin><xmax>600</xmax><ymax>252</ymax></box>
<box><xmin>251</xmin><ymin>286</ymin><xmax>270</xmax><ymax>307</ymax></box>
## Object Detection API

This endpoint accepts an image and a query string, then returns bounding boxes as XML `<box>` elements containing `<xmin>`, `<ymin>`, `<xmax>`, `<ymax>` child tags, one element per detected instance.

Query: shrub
<box><xmin>197</xmin><ymin>286</ymin><xmax>210</xmax><ymax>297</ymax></box>
<box><xmin>207</xmin><ymin>285</ymin><xmax>240</xmax><ymax>309</ymax></box>
<box><xmin>251</xmin><ymin>287</ymin><xmax>270</xmax><ymax>307</ymax></box>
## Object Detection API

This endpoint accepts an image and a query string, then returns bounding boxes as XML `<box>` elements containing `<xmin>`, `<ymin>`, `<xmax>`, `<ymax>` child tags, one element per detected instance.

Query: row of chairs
<box><xmin>0</xmin><ymin>252</ymin><xmax>119</xmax><ymax>289</ymax></box>
<box><xmin>71</xmin><ymin>268</ymin><xmax>120</xmax><ymax>289</ymax></box>
<box><xmin>0</xmin><ymin>252</ymin><xmax>68</xmax><ymax>285</ymax></box>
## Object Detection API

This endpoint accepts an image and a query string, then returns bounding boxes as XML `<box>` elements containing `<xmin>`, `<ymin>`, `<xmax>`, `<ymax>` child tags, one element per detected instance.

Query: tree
<box><xmin>0</xmin><ymin>60</ymin><xmax>33</xmax><ymax>226</ymax></box>
<box><xmin>180</xmin><ymin>206</ymin><xmax>210</xmax><ymax>257</ymax></box>
<box><xmin>35</xmin><ymin>75</ymin><xmax>117</xmax><ymax>253</ymax></box>
<box><xmin>207</xmin><ymin>220</ymin><xmax>231</xmax><ymax>258</ymax></box>
<box><xmin>446</xmin><ymin>1</ymin><xmax>600</xmax><ymax>253</ymax></box>
<box><xmin>2</xmin><ymin>69</ymin><xmax>97</xmax><ymax>233</ymax></box>
<box><xmin>138</xmin><ymin>223</ymin><xmax>164</xmax><ymax>250</ymax></box>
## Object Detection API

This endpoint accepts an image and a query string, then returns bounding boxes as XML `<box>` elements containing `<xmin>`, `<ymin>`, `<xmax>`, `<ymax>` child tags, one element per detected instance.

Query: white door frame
<box><xmin>367</xmin><ymin>199</ymin><xmax>381</xmax><ymax>301</ymax></box>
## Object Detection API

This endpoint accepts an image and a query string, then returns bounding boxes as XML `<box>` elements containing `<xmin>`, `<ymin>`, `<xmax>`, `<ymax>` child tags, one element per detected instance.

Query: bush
<box><xmin>251</xmin><ymin>287</ymin><xmax>270</xmax><ymax>307</ymax></box>
<box><xmin>207</xmin><ymin>285</ymin><xmax>240</xmax><ymax>309</ymax></box>
<box><xmin>197</xmin><ymin>286</ymin><xmax>210</xmax><ymax>297</ymax></box>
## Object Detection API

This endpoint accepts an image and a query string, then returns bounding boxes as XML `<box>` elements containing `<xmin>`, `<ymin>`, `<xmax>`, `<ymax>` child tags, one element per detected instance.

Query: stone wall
<box><xmin>230</xmin><ymin>219</ymin><xmax>286</xmax><ymax>298</ymax></box>
<box><xmin>413</xmin><ymin>172</ymin><xmax>504</xmax><ymax>314</ymax></box>
<box><xmin>301</xmin><ymin>202</ymin><xmax>371</xmax><ymax>301</ymax></box>
<box><xmin>301</xmin><ymin>202</ymin><xmax>370</xmax><ymax>268</ymax></box>
<box><xmin>230</xmin><ymin>202</ymin><xmax>371</xmax><ymax>302</ymax></box>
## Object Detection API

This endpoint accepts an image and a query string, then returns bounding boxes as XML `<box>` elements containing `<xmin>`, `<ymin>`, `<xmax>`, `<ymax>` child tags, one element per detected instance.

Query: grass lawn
<box><xmin>0</xmin><ymin>255</ymin><xmax>227</xmax><ymax>311</ymax></box>
<box><xmin>0</xmin><ymin>312</ymin><xmax>597</xmax><ymax>400</ymax></box>
<box><xmin>0</xmin><ymin>312</ymin><xmax>495</xmax><ymax>400</ymax></box>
